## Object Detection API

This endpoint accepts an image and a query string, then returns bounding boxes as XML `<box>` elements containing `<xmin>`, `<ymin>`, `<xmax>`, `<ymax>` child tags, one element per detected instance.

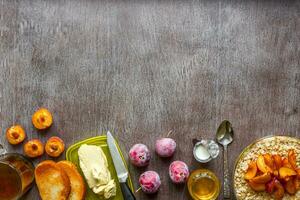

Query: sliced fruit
<box><xmin>288</xmin><ymin>149</ymin><xmax>297</xmax><ymax>169</ymax></box>
<box><xmin>282</xmin><ymin>158</ymin><xmax>293</xmax><ymax>169</ymax></box>
<box><xmin>32</xmin><ymin>108</ymin><xmax>53</xmax><ymax>130</ymax></box>
<box><xmin>279</xmin><ymin>167</ymin><xmax>297</xmax><ymax>179</ymax></box>
<box><xmin>23</xmin><ymin>139</ymin><xmax>44</xmax><ymax>158</ymax></box>
<box><xmin>245</xmin><ymin>151</ymin><xmax>300</xmax><ymax>198</ymax></box>
<box><xmin>273</xmin><ymin>155</ymin><xmax>283</xmax><ymax>170</ymax></box>
<box><xmin>274</xmin><ymin>180</ymin><xmax>284</xmax><ymax>200</ymax></box>
<box><xmin>248</xmin><ymin>180</ymin><xmax>266</xmax><ymax>192</ymax></box>
<box><xmin>251</xmin><ymin>173</ymin><xmax>272</xmax><ymax>184</ymax></box>
<box><xmin>285</xmin><ymin>178</ymin><xmax>297</xmax><ymax>195</ymax></box>
<box><xmin>257</xmin><ymin>155</ymin><xmax>272</xmax><ymax>173</ymax></box>
<box><xmin>6</xmin><ymin>125</ymin><xmax>26</xmax><ymax>145</ymax></box>
<box><xmin>266</xmin><ymin>178</ymin><xmax>276</xmax><ymax>193</ymax></box>
<box><xmin>45</xmin><ymin>136</ymin><xmax>65</xmax><ymax>157</ymax></box>
<box><xmin>244</xmin><ymin>161</ymin><xmax>258</xmax><ymax>180</ymax></box>
<box><xmin>264</xmin><ymin>153</ymin><xmax>275</xmax><ymax>171</ymax></box>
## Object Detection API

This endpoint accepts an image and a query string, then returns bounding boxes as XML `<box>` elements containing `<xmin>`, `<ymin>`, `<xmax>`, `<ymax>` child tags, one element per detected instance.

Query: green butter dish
<box><xmin>66</xmin><ymin>135</ymin><xmax>134</xmax><ymax>200</ymax></box>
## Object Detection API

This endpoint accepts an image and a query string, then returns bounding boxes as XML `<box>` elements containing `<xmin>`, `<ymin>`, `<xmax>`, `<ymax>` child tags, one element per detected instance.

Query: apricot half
<box><xmin>279</xmin><ymin>167</ymin><xmax>297</xmax><ymax>179</ymax></box>
<box><xmin>6</xmin><ymin>125</ymin><xmax>26</xmax><ymax>145</ymax></box>
<box><xmin>251</xmin><ymin>173</ymin><xmax>272</xmax><ymax>184</ymax></box>
<box><xmin>45</xmin><ymin>136</ymin><xmax>65</xmax><ymax>157</ymax></box>
<box><xmin>244</xmin><ymin>161</ymin><xmax>258</xmax><ymax>180</ymax></box>
<box><xmin>248</xmin><ymin>180</ymin><xmax>266</xmax><ymax>192</ymax></box>
<box><xmin>24</xmin><ymin>139</ymin><xmax>44</xmax><ymax>158</ymax></box>
<box><xmin>273</xmin><ymin>155</ymin><xmax>283</xmax><ymax>170</ymax></box>
<box><xmin>32</xmin><ymin>108</ymin><xmax>53</xmax><ymax>130</ymax></box>
<box><xmin>257</xmin><ymin>155</ymin><xmax>272</xmax><ymax>173</ymax></box>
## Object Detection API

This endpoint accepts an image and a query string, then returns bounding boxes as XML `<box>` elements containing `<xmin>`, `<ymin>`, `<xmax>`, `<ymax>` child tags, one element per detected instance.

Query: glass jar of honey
<box><xmin>0</xmin><ymin>145</ymin><xmax>35</xmax><ymax>200</ymax></box>
<box><xmin>188</xmin><ymin>169</ymin><xmax>220</xmax><ymax>200</ymax></box>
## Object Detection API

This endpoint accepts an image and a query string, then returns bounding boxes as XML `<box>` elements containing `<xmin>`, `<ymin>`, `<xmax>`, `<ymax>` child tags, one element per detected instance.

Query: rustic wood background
<box><xmin>0</xmin><ymin>0</ymin><xmax>299</xmax><ymax>199</ymax></box>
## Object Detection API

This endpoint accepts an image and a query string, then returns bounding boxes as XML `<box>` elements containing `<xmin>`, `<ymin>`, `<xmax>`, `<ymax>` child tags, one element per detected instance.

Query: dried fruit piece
<box><xmin>6</xmin><ymin>125</ymin><xmax>26</xmax><ymax>145</ymax></box>
<box><xmin>244</xmin><ymin>161</ymin><xmax>257</xmax><ymax>180</ymax></box>
<box><xmin>273</xmin><ymin>155</ymin><xmax>283</xmax><ymax>170</ymax></box>
<box><xmin>257</xmin><ymin>155</ymin><xmax>272</xmax><ymax>173</ymax></box>
<box><xmin>251</xmin><ymin>173</ymin><xmax>272</xmax><ymax>184</ymax></box>
<box><xmin>32</xmin><ymin>108</ymin><xmax>53</xmax><ymax>130</ymax></box>
<box><xmin>279</xmin><ymin>167</ymin><xmax>297</xmax><ymax>179</ymax></box>
<box><xmin>288</xmin><ymin>150</ymin><xmax>297</xmax><ymax>169</ymax></box>
<box><xmin>248</xmin><ymin>180</ymin><xmax>266</xmax><ymax>192</ymax></box>
<box><xmin>285</xmin><ymin>178</ymin><xmax>296</xmax><ymax>195</ymax></box>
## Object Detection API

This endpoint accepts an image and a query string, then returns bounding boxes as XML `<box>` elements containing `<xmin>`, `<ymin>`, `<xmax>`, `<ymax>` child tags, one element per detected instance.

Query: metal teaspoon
<box><xmin>216</xmin><ymin>120</ymin><xmax>234</xmax><ymax>199</ymax></box>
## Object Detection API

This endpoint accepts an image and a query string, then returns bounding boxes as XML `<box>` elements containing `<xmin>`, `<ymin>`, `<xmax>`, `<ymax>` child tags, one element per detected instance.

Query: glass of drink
<box><xmin>0</xmin><ymin>144</ymin><xmax>35</xmax><ymax>200</ymax></box>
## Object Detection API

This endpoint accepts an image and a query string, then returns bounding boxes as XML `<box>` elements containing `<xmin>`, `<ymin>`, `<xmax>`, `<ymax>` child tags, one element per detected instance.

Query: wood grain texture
<box><xmin>0</xmin><ymin>0</ymin><xmax>300</xmax><ymax>199</ymax></box>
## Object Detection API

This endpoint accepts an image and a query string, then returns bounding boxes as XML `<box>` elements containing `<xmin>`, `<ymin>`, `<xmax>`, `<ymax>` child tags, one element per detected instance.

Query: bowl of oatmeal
<box><xmin>234</xmin><ymin>136</ymin><xmax>300</xmax><ymax>200</ymax></box>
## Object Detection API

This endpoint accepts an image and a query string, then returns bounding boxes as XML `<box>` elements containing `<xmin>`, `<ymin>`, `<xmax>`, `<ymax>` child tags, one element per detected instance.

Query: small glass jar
<box><xmin>188</xmin><ymin>169</ymin><xmax>220</xmax><ymax>200</ymax></box>
<box><xmin>0</xmin><ymin>145</ymin><xmax>35</xmax><ymax>200</ymax></box>
<box><xmin>193</xmin><ymin>139</ymin><xmax>219</xmax><ymax>163</ymax></box>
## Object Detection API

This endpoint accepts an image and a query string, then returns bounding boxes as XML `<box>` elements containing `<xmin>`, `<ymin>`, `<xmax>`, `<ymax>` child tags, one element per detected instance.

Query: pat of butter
<box><xmin>78</xmin><ymin>144</ymin><xmax>116</xmax><ymax>199</ymax></box>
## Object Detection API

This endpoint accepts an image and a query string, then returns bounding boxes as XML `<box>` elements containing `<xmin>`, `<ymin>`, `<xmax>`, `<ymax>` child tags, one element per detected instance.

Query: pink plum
<box><xmin>169</xmin><ymin>160</ymin><xmax>189</xmax><ymax>183</ymax></box>
<box><xmin>129</xmin><ymin>144</ymin><xmax>151</xmax><ymax>167</ymax></box>
<box><xmin>139</xmin><ymin>171</ymin><xmax>161</xmax><ymax>194</ymax></box>
<box><xmin>155</xmin><ymin>138</ymin><xmax>176</xmax><ymax>157</ymax></box>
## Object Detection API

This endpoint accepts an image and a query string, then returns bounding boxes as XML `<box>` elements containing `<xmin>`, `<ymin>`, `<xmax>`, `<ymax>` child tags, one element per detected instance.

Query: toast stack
<box><xmin>35</xmin><ymin>160</ymin><xmax>85</xmax><ymax>200</ymax></box>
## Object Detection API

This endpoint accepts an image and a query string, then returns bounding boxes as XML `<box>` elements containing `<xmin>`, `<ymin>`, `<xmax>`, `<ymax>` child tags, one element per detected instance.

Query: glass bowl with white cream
<box><xmin>193</xmin><ymin>139</ymin><xmax>219</xmax><ymax>163</ymax></box>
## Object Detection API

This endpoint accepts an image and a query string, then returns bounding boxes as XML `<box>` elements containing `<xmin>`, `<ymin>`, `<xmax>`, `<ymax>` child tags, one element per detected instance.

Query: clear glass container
<box><xmin>188</xmin><ymin>169</ymin><xmax>220</xmax><ymax>200</ymax></box>
<box><xmin>0</xmin><ymin>145</ymin><xmax>35</xmax><ymax>200</ymax></box>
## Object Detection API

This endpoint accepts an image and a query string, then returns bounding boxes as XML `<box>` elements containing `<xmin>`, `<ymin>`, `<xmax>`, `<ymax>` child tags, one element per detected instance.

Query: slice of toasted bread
<box><xmin>35</xmin><ymin>160</ymin><xmax>70</xmax><ymax>200</ymax></box>
<box><xmin>57</xmin><ymin>161</ymin><xmax>85</xmax><ymax>200</ymax></box>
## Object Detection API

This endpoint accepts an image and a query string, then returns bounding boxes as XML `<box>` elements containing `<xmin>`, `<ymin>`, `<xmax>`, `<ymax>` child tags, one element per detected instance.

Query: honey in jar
<box><xmin>188</xmin><ymin>169</ymin><xmax>220</xmax><ymax>200</ymax></box>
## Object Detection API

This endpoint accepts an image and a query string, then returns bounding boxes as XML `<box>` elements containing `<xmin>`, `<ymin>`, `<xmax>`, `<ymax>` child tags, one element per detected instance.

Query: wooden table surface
<box><xmin>1</xmin><ymin>0</ymin><xmax>299</xmax><ymax>199</ymax></box>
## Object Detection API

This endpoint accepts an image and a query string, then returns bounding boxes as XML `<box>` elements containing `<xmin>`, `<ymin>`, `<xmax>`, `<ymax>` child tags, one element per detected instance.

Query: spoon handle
<box><xmin>223</xmin><ymin>145</ymin><xmax>231</xmax><ymax>199</ymax></box>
